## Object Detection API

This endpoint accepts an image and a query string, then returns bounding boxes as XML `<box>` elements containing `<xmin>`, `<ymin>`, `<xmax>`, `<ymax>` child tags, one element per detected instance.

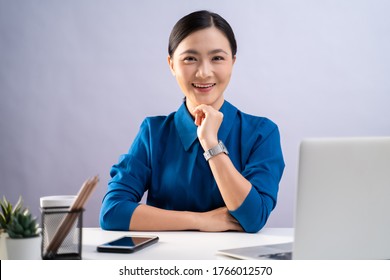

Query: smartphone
<box><xmin>97</xmin><ymin>235</ymin><xmax>159</xmax><ymax>253</ymax></box>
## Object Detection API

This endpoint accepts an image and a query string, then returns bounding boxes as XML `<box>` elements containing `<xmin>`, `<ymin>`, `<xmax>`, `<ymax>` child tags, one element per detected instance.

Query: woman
<box><xmin>100</xmin><ymin>10</ymin><xmax>284</xmax><ymax>233</ymax></box>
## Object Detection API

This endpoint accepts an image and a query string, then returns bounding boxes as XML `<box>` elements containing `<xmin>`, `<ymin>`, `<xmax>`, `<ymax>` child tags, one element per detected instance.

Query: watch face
<box><xmin>203</xmin><ymin>141</ymin><xmax>228</xmax><ymax>161</ymax></box>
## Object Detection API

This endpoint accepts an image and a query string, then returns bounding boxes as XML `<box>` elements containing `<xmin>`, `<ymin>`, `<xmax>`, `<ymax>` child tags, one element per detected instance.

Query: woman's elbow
<box><xmin>99</xmin><ymin>210</ymin><xmax>114</xmax><ymax>230</ymax></box>
<box><xmin>241</xmin><ymin>218</ymin><xmax>266</xmax><ymax>233</ymax></box>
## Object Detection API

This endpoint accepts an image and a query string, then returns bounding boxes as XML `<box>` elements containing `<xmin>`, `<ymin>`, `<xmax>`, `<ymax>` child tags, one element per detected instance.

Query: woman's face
<box><xmin>168</xmin><ymin>27</ymin><xmax>236</xmax><ymax>114</ymax></box>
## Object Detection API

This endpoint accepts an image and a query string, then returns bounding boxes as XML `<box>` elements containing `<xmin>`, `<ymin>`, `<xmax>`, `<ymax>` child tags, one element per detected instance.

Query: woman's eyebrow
<box><xmin>208</xmin><ymin>49</ymin><xmax>229</xmax><ymax>55</ymax></box>
<box><xmin>179</xmin><ymin>49</ymin><xmax>199</xmax><ymax>56</ymax></box>
<box><xmin>179</xmin><ymin>49</ymin><xmax>229</xmax><ymax>56</ymax></box>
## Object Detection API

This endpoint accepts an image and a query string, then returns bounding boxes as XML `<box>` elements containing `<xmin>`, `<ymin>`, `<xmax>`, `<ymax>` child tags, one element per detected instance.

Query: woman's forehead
<box><xmin>174</xmin><ymin>27</ymin><xmax>231</xmax><ymax>55</ymax></box>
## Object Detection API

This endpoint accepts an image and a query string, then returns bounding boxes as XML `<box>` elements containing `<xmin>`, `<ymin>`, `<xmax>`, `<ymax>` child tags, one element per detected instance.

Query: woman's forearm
<box><xmin>193</xmin><ymin>104</ymin><xmax>252</xmax><ymax>211</ymax></box>
<box><xmin>129</xmin><ymin>204</ymin><xmax>197</xmax><ymax>231</ymax></box>
<box><xmin>129</xmin><ymin>204</ymin><xmax>242</xmax><ymax>232</ymax></box>
<box><xmin>207</xmin><ymin>152</ymin><xmax>252</xmax><ymax>211</ymax></box>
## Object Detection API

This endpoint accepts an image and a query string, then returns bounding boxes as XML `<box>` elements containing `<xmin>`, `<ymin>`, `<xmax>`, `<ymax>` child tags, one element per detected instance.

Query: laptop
<box><xmin>218</xmin><ymin>137</ymin><xmax>390</xmax><ymax>260</ymax></box>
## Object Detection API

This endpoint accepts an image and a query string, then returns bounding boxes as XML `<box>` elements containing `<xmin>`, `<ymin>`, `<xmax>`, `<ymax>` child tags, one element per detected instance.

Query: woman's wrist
<box><xmin>199</xmin><ymin>138</ymin><xmax>219</xmax><ymax>151</ymax></box>
<box><xmin>186</xmin><ymin>211</ymin><xmax>202</xmax><ymax>231</ymax></box>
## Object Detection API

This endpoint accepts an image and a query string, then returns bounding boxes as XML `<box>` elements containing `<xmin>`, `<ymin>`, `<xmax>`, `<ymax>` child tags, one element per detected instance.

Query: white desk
<box><xmin>81</xmin><ymin>228</ymin><xmax>293</xmax><ymax>260</ymax></box>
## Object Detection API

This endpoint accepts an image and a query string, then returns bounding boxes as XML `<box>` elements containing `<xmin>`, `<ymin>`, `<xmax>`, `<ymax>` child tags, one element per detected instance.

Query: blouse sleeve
<box><xmin>229</xmin><ymin>120</ymin><xmax>285</xmax><ymax>233</ymax></box>
<box><xmin>99</xmin><ymin>119</ymin><xmax>151</xmax><ymax>230</ymax></box>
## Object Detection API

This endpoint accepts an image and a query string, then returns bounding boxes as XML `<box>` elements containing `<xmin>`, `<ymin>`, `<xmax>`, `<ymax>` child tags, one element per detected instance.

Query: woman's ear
<box><xmin>232</xmin><ymin>55</ymin><xmax>237</xmax><ymax>65</ymax></box>
<box><xmin>167</xmin><ymin>55</ymin><xmax>176</xmax><ymax>76</ymax></box>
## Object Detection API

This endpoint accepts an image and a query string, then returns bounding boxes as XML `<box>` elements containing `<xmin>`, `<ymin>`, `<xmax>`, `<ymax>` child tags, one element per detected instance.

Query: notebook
<box><xmin>218</xmin><ymin>137</ymin><xmax>390</xmax><ymax>260</ymax></box>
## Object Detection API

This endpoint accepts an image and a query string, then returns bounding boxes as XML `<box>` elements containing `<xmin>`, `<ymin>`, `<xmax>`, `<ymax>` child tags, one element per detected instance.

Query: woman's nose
<box><xmin>196</xmin><ymin>61</ymin><xmax>212</xmax><ymax>79</ymax></box>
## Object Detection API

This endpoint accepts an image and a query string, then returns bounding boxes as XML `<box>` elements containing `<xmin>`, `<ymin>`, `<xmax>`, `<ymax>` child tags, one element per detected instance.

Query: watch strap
<box><xmin>203</xmin><ymin>140</ymin><xmax>229</xmax><ymax>161</ymax></box>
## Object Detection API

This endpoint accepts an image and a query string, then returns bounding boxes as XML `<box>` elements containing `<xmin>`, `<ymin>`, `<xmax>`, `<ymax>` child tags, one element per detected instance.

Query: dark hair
<box><xmin>168</xmin><ymin>10</ymin><xmax>237</xmax><ymax>58</ymax></box>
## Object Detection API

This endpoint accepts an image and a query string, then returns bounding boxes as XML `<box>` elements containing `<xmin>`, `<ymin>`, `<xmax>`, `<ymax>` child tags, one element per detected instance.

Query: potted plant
<box><xmin>1</xmin><ymin>196</ymin><xmax>41</xmax><ymax>260</ymax></box>
<box><xmin>0</xmin><ymin>196</ymin><xmax>22</xmax><ymax>259</ymax></box>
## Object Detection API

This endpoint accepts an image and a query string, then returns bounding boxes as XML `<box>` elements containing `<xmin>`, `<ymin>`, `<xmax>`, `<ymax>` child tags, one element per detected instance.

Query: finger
<box><xmin>192</xmin><ymin>104</ymin><xmax>213</xmax><ymax>116</ymax></box>
<box><xmin>228</xmin><ymin>216</ymin><xmax>240</xmax><ymax>224</ymax></box>
<box><xmin>194</xmin><ymin>112</ymin><xmax>205</xmax><ymax>126</ymax></box>
<box><xmin>235</xmin><ymin>225</ymin><xmax>244</xmax><ymax>232</ymax></box>
<box><xmin>229</xmin><ymin>218</ymin><xmax>244</xmax><ymax>231</ymax></box>
<box><xmin>194</xmin><ymin>113</ymin><xmax>201</xmax><ymax>126</ymax></box>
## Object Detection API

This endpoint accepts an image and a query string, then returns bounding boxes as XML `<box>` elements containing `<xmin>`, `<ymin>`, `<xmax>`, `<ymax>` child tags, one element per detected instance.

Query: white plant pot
<box><xmin>6</xmin><ymin>235</ymin><xmax>42</xmax><ymax>260</ymax></box>
<box><xmin>0</xmin><ymin>232</ymin><xmax>8</xmax><ymax>259</ymax></box>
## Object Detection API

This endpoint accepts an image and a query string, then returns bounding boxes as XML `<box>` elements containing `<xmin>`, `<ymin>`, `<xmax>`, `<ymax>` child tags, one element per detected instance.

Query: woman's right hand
<box><xmin>196</xmin><ymin>207</ymin><xmax>243</xmax><ymax>232</ymax></box>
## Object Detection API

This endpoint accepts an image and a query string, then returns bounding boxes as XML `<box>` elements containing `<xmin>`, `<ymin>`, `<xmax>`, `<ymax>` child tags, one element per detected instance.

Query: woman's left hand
<box><xmin>193</xmin><ymin>104</ymin><xmax>223</xmax><ymax>150</ymax></box>
<box><xmin>196</xmin><ymin>207</ymin><xmax>243</xmax><ymax>232</ymax></box>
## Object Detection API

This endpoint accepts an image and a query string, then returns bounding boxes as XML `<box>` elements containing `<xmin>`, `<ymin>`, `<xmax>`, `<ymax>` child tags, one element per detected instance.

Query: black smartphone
<box><xmin>97</xmin><ymin>235</ymin><xmax>159</xmax><ymax>253</ymax></box>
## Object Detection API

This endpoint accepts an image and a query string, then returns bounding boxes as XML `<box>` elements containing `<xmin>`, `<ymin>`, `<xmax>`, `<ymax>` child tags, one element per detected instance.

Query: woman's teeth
<box><xmin>192</xmin><ymin>83</ymin><xmax>216</xmax><ymax>88</ymax></box>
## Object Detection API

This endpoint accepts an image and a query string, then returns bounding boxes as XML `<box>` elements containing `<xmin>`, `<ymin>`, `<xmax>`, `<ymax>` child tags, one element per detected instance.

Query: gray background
<box><xmin>1</xmin><ymin>0</ymin><xmax>389</xmax><ymax>228</ymax></box>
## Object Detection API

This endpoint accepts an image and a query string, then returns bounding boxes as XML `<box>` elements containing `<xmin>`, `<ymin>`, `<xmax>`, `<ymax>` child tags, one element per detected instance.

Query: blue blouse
<box><xmin>100</xmin><ymin>100</ymin><xmax>284</xmax><ymax>233</ymax></box>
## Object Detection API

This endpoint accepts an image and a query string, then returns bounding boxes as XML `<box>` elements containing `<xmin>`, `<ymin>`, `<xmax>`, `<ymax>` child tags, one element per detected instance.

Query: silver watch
<box><xmin>203</xmin><ymin>140</ymin><xmax>229</xmax><ymax>161</ymax></box>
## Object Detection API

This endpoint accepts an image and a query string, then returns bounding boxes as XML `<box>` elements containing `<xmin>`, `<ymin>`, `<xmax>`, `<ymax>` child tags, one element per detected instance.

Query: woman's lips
<box><xmin>192</xmin><ymin>83</ymin><xmax>216</xmax><ymax>92</ymax></box>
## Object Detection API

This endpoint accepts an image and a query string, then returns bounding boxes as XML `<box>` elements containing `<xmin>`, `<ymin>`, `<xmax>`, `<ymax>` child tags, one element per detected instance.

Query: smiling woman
<box><xmin>168</xmin><ymin>27</ymin><xmax>235</xmax><ymax>113</ymax></box>
<box><xmin>168</xmin><ymin>11</ymin><xmax>236</xmax><ymax>114</ymax></box>
<box><xmin>99</xmin><ymin>10</ymin><xmax>285</xmax><ymax>233</ymax></box>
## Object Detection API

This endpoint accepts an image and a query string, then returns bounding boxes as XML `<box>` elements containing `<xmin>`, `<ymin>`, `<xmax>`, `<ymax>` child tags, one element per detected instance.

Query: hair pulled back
<box><xmin>168</xmin><ymin>10</ymin><xmax>237</xmax><ymax>58</ymax></box>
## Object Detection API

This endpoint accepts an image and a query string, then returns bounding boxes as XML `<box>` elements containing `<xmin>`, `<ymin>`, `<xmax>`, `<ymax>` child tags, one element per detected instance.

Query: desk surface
<box><xmin>82</xmin><ymin>228</ymin><xmax>293</xmax><ymax>260</ymax></box>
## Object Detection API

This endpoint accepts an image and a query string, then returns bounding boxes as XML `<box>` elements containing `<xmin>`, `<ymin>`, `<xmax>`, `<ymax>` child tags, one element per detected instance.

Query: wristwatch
<box><xmin>203</xmin><ymin>140</ymin><xmax>229</xmax><ymax>161</ymax></box>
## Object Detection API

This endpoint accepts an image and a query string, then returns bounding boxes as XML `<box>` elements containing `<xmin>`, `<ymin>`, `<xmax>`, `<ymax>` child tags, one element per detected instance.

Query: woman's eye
<box><xmin>183</xmin><ymin>57</ymin><xmax>197</xmax><ymax>63</ymax></box>
<box><xmin>212</xmin><ymin>56</ymin><xmax>224</xmax><ymax>61</ymax></box>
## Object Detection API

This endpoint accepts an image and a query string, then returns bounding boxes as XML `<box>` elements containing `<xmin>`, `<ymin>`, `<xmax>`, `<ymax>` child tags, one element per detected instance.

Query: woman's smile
<box><xmin>192</xmin><ymin>83</ymin><xmax>217</xmax><ymax>92</ymax></box>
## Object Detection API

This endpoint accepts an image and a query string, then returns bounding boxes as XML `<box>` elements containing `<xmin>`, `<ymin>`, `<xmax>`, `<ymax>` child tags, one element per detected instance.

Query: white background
<box><xmin>1</xmin><ymin>0</ymin><xmax>389</xmax><ymax>228</ymax></box>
